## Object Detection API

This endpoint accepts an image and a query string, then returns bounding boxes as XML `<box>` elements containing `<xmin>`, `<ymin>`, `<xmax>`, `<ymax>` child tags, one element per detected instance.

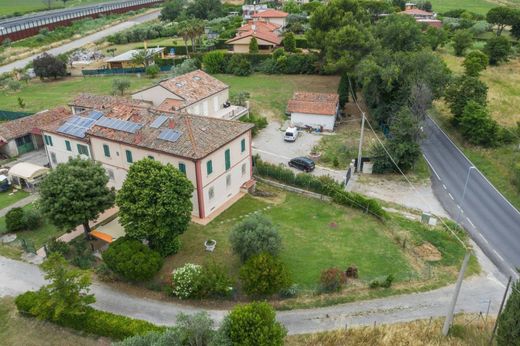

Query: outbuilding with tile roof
<box><xmin>287</xmin><ymin>92</ymin><xmax>339</xmax><ymax>131</ymax></box>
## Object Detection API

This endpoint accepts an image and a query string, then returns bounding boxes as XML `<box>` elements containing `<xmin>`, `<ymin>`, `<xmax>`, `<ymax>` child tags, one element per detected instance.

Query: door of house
<box><xmin>15</xmin><ymin>134</ymin><xmax>34</xmax><ymax>155</ymax></box>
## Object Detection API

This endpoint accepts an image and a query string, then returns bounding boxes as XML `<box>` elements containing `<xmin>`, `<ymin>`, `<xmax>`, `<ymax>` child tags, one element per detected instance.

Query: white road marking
<box><xmin>494</xmin><ymin>250</ymin><xmax>505</xmax><ymax>262</ymax></box>
<box><xmin>422</xmin><ymin>154</ymin><xmax>441</xmax><ymax>181</ymax></box>
<box><xmin>466</xmin><ymin>217</ymin><xmax>475</xmax><ymax>228</ymax></box>
<box><xmin>448</xmin><ymin>193</ymin><xmax>454</xmax><ymax>200</ymax></box>
<box><xmin>442</xmin><ymin>184</ymin><xmax>447</xmax><ymax>190</ymax></box>
<box><xmin>479</xmin><ymin>233</ymin><xmax>489</xmax><ymax>244</ymax></box>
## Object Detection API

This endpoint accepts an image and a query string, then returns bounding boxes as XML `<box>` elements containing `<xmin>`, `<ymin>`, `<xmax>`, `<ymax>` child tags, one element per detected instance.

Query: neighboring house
<box><xmin>69</xmin><ymin>93</ymin><xmax>145</xmax><ymax>115</ymax></box>
<box><xmin>87</xmin><ymin>108</ymin><xmax>255</xmax><ymax>220</ymax></box>
<box><xmin>242</xmin><ymin>4</ymin><xmax>268</xmax><ymax>20</ymax></box>
<box><xmin>287</xmin><ymin>92</ymin><xmax>339</xmax><ymax>131</ymax></box>
<box><xmin>105</xmin><ymin>47</ymin><xmax>164</xmax><ymax>69</ymax></box>
<box><xmin>400</xmin><ymin>3</ymin><xmax>442</xmax><ymax>28</ymax></box>
<box><xmin>251</xmin><ymin>9</ymin><xmax>288</xmax><ymax>28</ymax></box>
<box><xmin>132</xmin><ymin>70</ymin><xmax>248</xmax><ymax>120</ymax></box>
<box><xmin>226</xmin><ymin>20</ymin><xmax>283</xmax><ymax>53</ymax></box>
<box><xmin>0</xmin><ymin>107</ymin><xmax>71</xmax><ymax>158</ymax></box>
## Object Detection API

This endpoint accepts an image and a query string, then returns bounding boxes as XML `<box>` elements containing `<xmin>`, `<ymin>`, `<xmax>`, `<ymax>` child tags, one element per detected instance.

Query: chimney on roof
<box><xmin>168</xmin><ymin>118</ymin><xmax>175</xmax><ymax>129</ymax></box>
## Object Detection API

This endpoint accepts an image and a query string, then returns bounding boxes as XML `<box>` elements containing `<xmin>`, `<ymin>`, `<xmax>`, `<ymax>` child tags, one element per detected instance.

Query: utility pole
<box><xmin>442</xmin><ymin>251</ymin><xmax>471</xmax><ymax>336</ymax></box>
<box><xmin>489</xmin><ymin>276</ymin><xmax>512</xmax><ymax>345</ymax></box>
<box><xmin>357</xmin><ymin>112</ymin><xmax>365</xmax><ymax>173</ymax></box>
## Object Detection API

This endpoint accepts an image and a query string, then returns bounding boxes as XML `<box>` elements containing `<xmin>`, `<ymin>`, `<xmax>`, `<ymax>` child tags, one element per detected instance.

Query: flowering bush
<box><xmin>319</xmin><ymin>267</ymin><xmax>346</xmax><ymax>293</ymax></box>
<box><xmin>171</xmin><ymin>263</ymin><xmax>202</xmax><ymax>299</ymax></box>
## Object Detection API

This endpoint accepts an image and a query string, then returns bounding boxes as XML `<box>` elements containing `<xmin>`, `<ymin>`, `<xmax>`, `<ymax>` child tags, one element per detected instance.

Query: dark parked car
<box><xmin>288</xmin><ymin>157</ymin><xmax>315</xmax><ymax>172</ymax></box>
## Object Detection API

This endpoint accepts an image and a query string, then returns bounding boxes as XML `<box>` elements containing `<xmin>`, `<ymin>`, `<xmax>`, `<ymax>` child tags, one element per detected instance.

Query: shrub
<box><xmin>32</xmin><ymin>53</ymin><xmax>67</xmax><ymax>80</ymax></box>
<box><xmin>452</xmin><ymin>30</ymin><xmax>473</xmax><ymax>56</ymax></box>
<box><xmin>171</xmin><ymin>58</ymin><xmax>198</xmax><ymax>76</ymax></box>
<box><xmin>226</xmin><ymin>54</ymin><xmax>252</xmax><ymax>76</ymax></box>
<box><xmin>145</xmin><ymin>64</ymin><xmax>160</xmax><ymax>78</ymax></box>
<box><xmin>249</xmin><ymin>37</ymin><xmax>259</xmax><ymax>53</ymax></box>
<box><xmin>45</xmin><ymin>238</ymin><xmax>70</xmax><ymax>256</ymax></box>
<box><xmin>112</xmin><ymin>78</ymin><xmax>131</xmax><ymax>96</ymax></box>
<box><xmin>5</xmin><ymin>207</ymin><xmax>25</xmax><ymax>232</ymax></box>
<box><xmin>171</xmin><ymin>263</ymin><xmax>202</xmax><ymax>299</ymax></box>
<box><xmin>194</xmin><ymin>261</ymin><xmax>232</xmax><ymax>298</ymax></box>
<box><xmin>239</xmin><ymin>253</ymin><xmax>291</xmax><ymax>297</ymax></box>
<box><xmin>203</xmin><ymin>51</ymin><xmax>225</xmax><ymax>73</ymax></box>
<box><xmin>15</xmin><ymin>291</ymin><xmax>163</xmax><ymax>340</ymax></box>
<box><xmin>22</xmin><ymin>208</ymin><xmax>43</xmax><ymax>230</ymax></box>
<box><xmin>459</xmin><ymin>101</ymin><xmax>498</xmax><ymax>147</ymax></box>
<box><xmin>149</xmin><ymin>233</ymin><xmax>181</xmax><ymax>257</ymax></box>
<box><xmin>319</xmin><ymin>267</ymin><xmax>347</xmax><ymax>292</ymax></box>
<box><xmin>102</xmin><ymin>238</ymin><xmax>163</xmax><ymax>282</ymax></box>
<box><xmin>283</xmin><ymin>32</ymin><xmax>297</xmax><ymax>53</ymax></box>
<box><xmin>369</xmin><ymin>274</ymin><xmax>394</xmax><ymax>289</ymax></box>
<box><xmin>239</xmin><ymin>113</ymin><xmax>267</xmax><ymax>136</ymax></box>
<box><xmin>95</xmin><ymin>263</ymin><xmax>117</xmax><ymax>282</ymax></box>
<box><xmin>229</xmin><ymin>214</ymin><xmax>282</xmax><ymax>262</ymax></box>
<box><xmin>219</xmin><ymin>302</ymin><xmax>286</xmax><ymax>346</ymax></box>
<box><xmin>484</xmin><ymin>35</ymin><xmax>512</xmax><ymax>65</ymax></box>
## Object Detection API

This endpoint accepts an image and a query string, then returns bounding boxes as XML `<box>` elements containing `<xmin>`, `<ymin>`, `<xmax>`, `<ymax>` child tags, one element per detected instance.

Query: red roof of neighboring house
<box><xmin>287</xmin><ymin>92</ymin><xmax>339</xmax><ymax>116</ymax></box>
<box><xmin>401</xmin><ymin>8</ymin><xmax>434</xmax><ymax>16</ymax></box>
<box><xmin>252</xmin><ymin>9</ymin><xmax>288</xmax><ymax>18</ymax></box>
<box><xmin>416</xmin><ymin>19</ymin><xmax>443</xmax><ymax>28</ymax></box>
<box><xmin>226</xmin><ymin>29</ymin><xmax>282</xmax><ymax>45</ymax></box>
<box><xmin>0</xmin><ymin>107</ymin><xmax>71</xmax><ymax>141</ymax></box>
<box><xmin>238</xmin><ymin>20</ymin><xmax>280</xmax><ymax>33</ymax></box>
<box><xmin>156</xmin><ymin>98</ymin><xmax>186</xmax><ymax>112</ymax></box>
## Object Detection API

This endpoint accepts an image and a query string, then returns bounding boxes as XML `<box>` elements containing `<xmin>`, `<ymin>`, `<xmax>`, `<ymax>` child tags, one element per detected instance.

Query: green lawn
<box><xmin>159</xmin><ymin>185</ymin><xmax>475</xmax><ymax>297</ymax></box>
<box><xmin>0</xmin><ymin>0</ymin><xmax>109</xmax><ymax>16</ymax></box>
<box><xmin>430</xmin><ymin>0</ymin><xmax>519</xmax><ymax>15</ymax></box>
<box><xmin>0</xmin><ymin>297</ymin><xmax>104</xmax><ymax>346</ymax></box>
<box><xmin>0</xmin><ymin>189</ymin><xmax>29</xmax><ymax>210</ymax></box>
<box><xmin>0</xmin><ymin>76</ymin><xmax>161</xmax><ymax>113</ymax></box>
<box><xmin>214</xmin><ymin>74</ymin><xmax>340</xmax><ymax>121</ymax></box>
<box><xmin>0</xmin><ymin>204</ymin><xmax>63</xmax><ymax>249</ymax></box>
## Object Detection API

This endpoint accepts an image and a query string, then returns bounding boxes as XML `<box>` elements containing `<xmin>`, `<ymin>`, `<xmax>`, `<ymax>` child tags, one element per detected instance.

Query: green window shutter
<box><xmin>43</xmin><ymin>136</ymin><xmax>47</xmax><ymax>145</ymax></box>
<box><xmin>77</xmin><ymin>144</ymin><xmax>89</xmax><ymax>157</ymax></box>
<box><xmin>45</xmin><ymin>135</ymin><xmax>53</xmax><ymax>146</ymax></box>
<box><xmin>49</xmin><ymin>136</ymin><xmax>53</xmax><ymax>146</ymax></box>
<box><xmin>103</xmin><ymin>144</ymin><xmax>110</xmax><ymax>157</ymax></box>
<box><xmin>65</xmin><ymin>140</ymin><xmax>71</xmax><ymax>151</ymax></box>
<box><xmin>126</xmin><ymin>150</ymin><xmax>133</xmax><ymax>163</ymax></box>
<box><xmin>225</xmin><ymin>149</ymin><xmax>231</xmax><ymax>170</ymax></box>
<box><xmin>179</xmin><ymin>163</ymin><xmax>186</xmax><ymax>174</ymax></box>
<box><xmin>206</xmin><ymin>160</ymin><xmax>213</xmax><ymax>175</ymax></box>
<box><xmin>241</xmin><ymin>139</ymin><xmax>246</xmax><ymax>153</ymax></box>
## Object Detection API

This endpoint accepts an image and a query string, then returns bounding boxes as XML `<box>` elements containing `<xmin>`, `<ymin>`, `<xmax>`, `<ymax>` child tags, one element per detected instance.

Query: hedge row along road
<box><xmin>0</xmin><ymin>254</ymin><xmax>507</xmax><ymax>335</ymax></box>
<box><xmin>0</xmin><ymin>9</ymin><xmax>160</xmax><ymax>74</ymax></box>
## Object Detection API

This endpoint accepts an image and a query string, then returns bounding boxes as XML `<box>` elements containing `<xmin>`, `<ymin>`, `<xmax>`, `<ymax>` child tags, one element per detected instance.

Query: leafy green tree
<box><xmin>145</xmin><ymin>64</ymin><xmax>160</xmax><ymax>78</ymax></box>
<box><xmin>131</xmin><ymin>49</ymin><xmax>156</xmax><ymax>67</ymax></box>
<box><xmin>459</xmin><ymin>101</ymin><xmax>498</xmax><ymax>146</ymax></box>
<box><xmin>283</xmin><ymin>0</ymin><xmax>301</xmax><ymax>14</ymax></box>
<box><xmin>39</xmin><ymin>158</ymin><xmax>115</xmax><ymax>238</ymax></box>
<box><xmin>202</xmin><ymin>51</ymin><xmax>226</xmax><ymax>73</ymax></box>
<box><xmin>171</xmin><ymin>58</ymin><xmax>199</xmax><ymax>77</ymax></box>
<box><xmin>239</xmin><ymin>253</ymin><xmax>291</xmax><ymax>297</ymax></box>
<box><xmin>424</xmin><ymin>26</ymin><xmax>448</xmax><ymax>51</ymax></box>
<box><xmin>337</xmin><ymin>72</ymin><xmax>349</xmax><ymax>109</ymax></box>
<box><xmin>186</xmin><ymin>0</ymin><xmax>222</xmax><ymax>19</ymax></box>
<box><xmin>484</xmin><ymin>35</ymin><xmax>512</xmax><ymax>65</ymax></box>
<box><xmin>226</xmin><ymin>54</ymin><xmax>252</xmax><ymax>76</ymax></box>
<box><xmin>160</xmin><ymin>0</ymin><xmax>186</xmax><ymax>21</ymax></box>
<box><xmin>249</xmin><ymin>37</ymin><xmax>259</xmax><ymax>54</ymax></box>
<box><xmin>486</xmin><ymin>6</ymin><xmax>520</xmax><ymax>36</ymax></box>
<box><xmin>229</xmin><ymin>214</ymin><xmax>282</xmax><ymax>262</ymax></box>
<box><xmin>283</xmin><ymin>32</ymin><xmax>297</xmax><ymax>52</ymax></box>
<box><xmin>452</xmin><ymin>30</ymin><xmax>473</xmax><ymax>56</ymax></box>
<box><xmin>116</xmin><ymin>159</ymin><xmax>193</xmax><ymax>255</ymax></box>
<box><xmin>112</xmin><ymin>79</ymin><xmax>131</xmax><ymax>96</ymax></box>
<box><xmin>30</xmin><ymin>253</ymin><xmax>95</xmax><ymax>321</ymax></box>
<box><xmin>5</xmin><ymin>207</ymin><xmax>25</xmax><ymax>232</ymax></box>
<box><xmin>444</xmin><ymin>75</ymin><xmax>488</xmax><ymax>123</ymax></box>
<box><xmin>218</xmin><ymin>302</ymin><xmax>287</xmax><ymax>346</ymax></box>
<box><xmin>102</xmin><ymin>238</ymin><xmax>163</xmax><ymax>282</ymax></box>
<box><xmin>32</xmin><ymin>53</ymin><xmax>67</xmax><ymax>80</ymax></box>
<box><xmin>375</xmin><ymin>14</ymin><xmax>424</xmax><ymax>52</ymax></box>
<box><xmin>511</xmin><ymin>22</ymin><xmax>520</xmax><ymax>40</ymax></box>
<box><xmin>463</xmin><ymin>50</ymin><xmax>489</xmax><ymax>76</ymax></box>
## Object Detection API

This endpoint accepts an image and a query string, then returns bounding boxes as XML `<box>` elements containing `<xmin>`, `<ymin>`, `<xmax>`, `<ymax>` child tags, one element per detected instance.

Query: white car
<box><xmin>284</xmin><ymin>127</ymin><xmax>298</xmax><ymax>142</ymax></box>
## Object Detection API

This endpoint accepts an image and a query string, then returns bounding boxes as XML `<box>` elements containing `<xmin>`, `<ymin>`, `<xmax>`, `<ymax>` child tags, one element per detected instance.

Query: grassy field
<box><xmin>215</xmin><ymin>74</ymin><xmax>340</xmax><ymax>121</ymax></box>
<box><xmin>157</xmin><ymin>184</ymin><xmax>477</xmax><ymax>308</ymax></box>
<box><xmin>0</xmin><ymin>75</ymin><xmax>160</xmax><ymax>113</ymax></box>
<box><xmin>0</xmin><ymin>189</ymin><xmax>29</xmax><ymax>210</ymax></box>
<box><xmin>0</xmin><ymin>297</ymin><xmax>107</xmax><ymax>346</ymax></box>
<box><xmin>435</xmin><ymin>50</ymin><xmax>520</xmax><ymax>210</ymax></box>
<box><xmin>286</xmin><ymin>314</ymin><xmax>495</xmax><ymax>346</ymax></box>
<box><xmin>430</xmin><ymin>0</ymin><xmax>520</xmax><ymax>15</ymax></box>
<box><xmin>0</xmin><ymin>0</ymin><xmax>108</xmax><ymax>17</ymax></box>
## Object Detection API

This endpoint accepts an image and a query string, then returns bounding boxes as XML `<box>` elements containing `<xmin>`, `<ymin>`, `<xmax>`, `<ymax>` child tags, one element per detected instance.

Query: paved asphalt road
<box><xmin>422</xmin><ymin>116</ymin><xmax>520</xmax><ymax>280</ymax></box>
<box><xmin>0</xmin><ymin>10</ymin><xmax>160</xmax><ymax>74</ymax></box>
<box><xmin>0</xmin><ymin>255</ymin><xmax>505</xmax><ymax>335</ymax></box>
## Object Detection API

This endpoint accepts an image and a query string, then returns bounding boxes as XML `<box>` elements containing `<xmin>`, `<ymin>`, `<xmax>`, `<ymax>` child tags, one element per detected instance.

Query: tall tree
<box><xmin>249</xmin><ymin>37</ymin><xmax>259</xmax><ymax>54</ymax></box>
<box><xmin>484</xmin><ymin>35</ymin><xmax>512</xmax><ymax>65</ymax></box>
<box><xmin>30</xmin><ymin>253</ymin><xmax>95</xmax><ymax>321</ymax></box>
<box><xmin>459</xmin><ymin>100</ymin><xmax>498</xmax><ymax>146</ymax></box>
<box><xmin>160</xmin><ymin>0</ymin><xmax>185</xmax><ymax>21</ymax></box>
<box><xmin>186</xmin><ymin>0</ymin><xmax>222</xmax><ymax>19</ymax></box>
<box><xmin>452</xmin><ymin>29</ymin><xmax>473</xmax><ymax>56</ymax></box>
<box><xmin>444</xmin><ymin>75</ymin><xmax>488</xmax><ymax>124</ymax></box>
<box><xmin>463</xmin><ymin>50</ymin><xmax>489</xmax><ymax>76</ymax></box>
<box><xmin>375</xmin><ymin>14</ymin><xmax>425</xmax><ymax>52</ymax></box>
<box><xmin>486</xmin><ymin>6</ymin><xmax>520</xmax><ymax>36</ymax></box>
<box><xmin>39</xmin><ymin>158</ymin><xmax>115</xmax><ymax>238</ymax></box>
<box><xmin>131</xmin><ymin>49</ymin><xmax>156</xmax><ymax>67</ymax></box>
<box><xmin>33</xmin><ymin>53</ymin><xmax>67</xmax><ymax>80</ymax></box>
<box><xmin>283</xmin><ymin>32</ymin><xmax>297</xmax><ymax>52</ymax></box>
<box><xmin>496</xmin><ymin>281</ymin><xmax>520</xmax><ymax>345</ymax></box>
<box><xmin>116</xmin><ymin>158</ymin><xmax>193</xmax><ymax>255</ymax></box>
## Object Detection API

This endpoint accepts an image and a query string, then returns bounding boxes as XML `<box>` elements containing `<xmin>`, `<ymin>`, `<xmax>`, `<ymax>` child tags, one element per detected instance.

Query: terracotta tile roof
<box><xmin>238</xmin><ymin>20</ymin><xmax>280</xmax><ymax>33</ymax></box>
<box><xmin>158</xmin><ymin>70</ymin><xmax>229</xmax><ymax>107</ymax></box>
<box><xmin>226</xmin><ymin>29</ymin><xmax>282</xmax><ymax>45</ymax></box>
<box><xmin>401</xmin><ymin>8</ymin><xmax>434</xmax><ymax>16</ymax></box>
<box><xmin>0</xmin><ymin>107</ymin><xmax>71</xmax><ymax>141</ymax></box>
<box><xmin>69</xmin><ymin>93</ymin><xmax>145</xmax><ymax>110</ymax></box>
<box><xmin>252</xmin><ymin>9</ymin><xmax>288</xmax><ymax>18</ymax></box>
<box><xmin>88</xmin><ymin>108</ymin><xmax>253</xmax><ymax>160</ymax></box>
<box><xmin>287</xmin><ymin>92</ymin><xmax>339</xmax><ymax>116</ymax></box>
<box><xmin>156</xmin><ymin>98</ymin><xmax>186</xmax><ymax>112</ymax></box>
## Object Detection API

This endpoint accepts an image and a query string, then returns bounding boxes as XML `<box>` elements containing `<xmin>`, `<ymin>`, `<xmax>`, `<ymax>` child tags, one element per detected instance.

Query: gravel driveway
<box><xmin>252</xmin><ymin>121</ymin><xmax>346</xmax><ymax>183</ymax></box>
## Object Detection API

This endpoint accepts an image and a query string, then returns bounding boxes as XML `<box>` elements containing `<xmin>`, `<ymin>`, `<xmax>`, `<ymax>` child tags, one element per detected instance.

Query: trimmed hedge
<box><xmin>15</xmin><ymin>291</ymin><xmax>164</xmax><ymax>340</ymax></box>
<box><xmin>254</xmin><ymin>158</ymin><xmax>388</xmax><ymax>220</ymax></box>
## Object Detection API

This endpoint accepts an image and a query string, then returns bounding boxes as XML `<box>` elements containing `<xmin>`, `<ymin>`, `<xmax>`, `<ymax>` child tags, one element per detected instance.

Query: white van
<box><xmin>284</xmin><ymin>127</ymin><xmax>298</xmax><ymax>142</ymax></box>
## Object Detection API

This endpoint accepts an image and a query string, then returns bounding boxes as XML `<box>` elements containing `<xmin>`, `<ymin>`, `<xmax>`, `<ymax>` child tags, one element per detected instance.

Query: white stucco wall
<box><xmin>42</xmin><ymin>131</ymin><xmax>90</xmax><ymax>168</ymax></box>
<box><xmin>0</xmin><ymin>139</ymin><xmax>18</xmax><ymax>157</ymax></box>
<box><xmin>290</xmin><ymin>112</ymin><xmax>336</xmax><ymax>131</ymax></box>
<box><xmin>185</xmin><ymin>89</ymin><xmax>229</xmax><ymax>117</ymax></box>
<box><xmin>131</xmin><ymin>85</ymin><xmax>179</xmax><ymax>106</ymax></box>
<box><xmin>266</xmin><ymin>17</ymin><xmax>286</xmax><ymax>28</ymax></box>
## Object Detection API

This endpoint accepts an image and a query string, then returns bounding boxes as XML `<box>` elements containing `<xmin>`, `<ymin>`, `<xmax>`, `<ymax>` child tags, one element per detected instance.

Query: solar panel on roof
<box><xmin>88</xmin><ymin>110</ymin><xmax>103</xmax><ymax>120</ymax></box>
<box><xmin>57</xmin><ymin>116</ymin><xmax>97</xmax><ymax>138</ymax></box>
<box><xmin>150</xmin><ymin>115</ymin><xmax>168</xmax><ymax>128</ymax></box>
<box><xmin>158</xmin><ymin>129</ymin><xmax>181</xmax><ymax>142</ymax></box>
<box><xmin>96</xmin><ymin>116</ymin><xmax>143</xmax><ymax>134</ymax></box>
